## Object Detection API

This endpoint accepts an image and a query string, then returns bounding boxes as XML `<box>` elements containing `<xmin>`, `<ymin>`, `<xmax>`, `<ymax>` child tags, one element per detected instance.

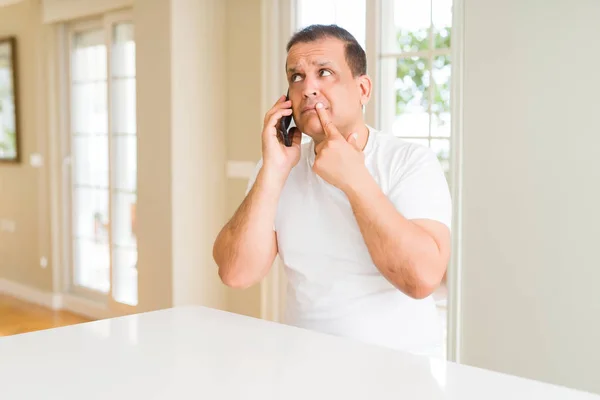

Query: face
<box><xmin>285</xmin><ymin>38</ymin><xmax>371</xmax><ymax>141</ymax></box>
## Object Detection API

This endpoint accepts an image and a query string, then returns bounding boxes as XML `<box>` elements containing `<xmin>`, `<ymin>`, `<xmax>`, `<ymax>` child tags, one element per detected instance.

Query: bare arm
<box><xmin>344</xmin><ymin>173</ymin><xmax>451</xmax><ymax>299</ymax></box>
<box><xmin>213</xmin><ymin>94</ymin><xmax>302</xmax><ymax>289</ymax></box>
<box><xmin>213</xmin><ymin>168</ymin><xmax>285</xmax><ymax>289</ymax></box>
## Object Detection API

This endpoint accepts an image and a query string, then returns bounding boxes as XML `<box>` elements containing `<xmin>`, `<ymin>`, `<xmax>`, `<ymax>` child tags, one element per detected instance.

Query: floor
<box><xmin>0</xmin><ymin>294</ymin><xmax>90</xmax><ymax>337</ymax></box>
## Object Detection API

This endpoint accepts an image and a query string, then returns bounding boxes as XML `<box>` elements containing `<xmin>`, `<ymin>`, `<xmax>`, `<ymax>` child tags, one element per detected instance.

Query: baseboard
<box><xmin>60</xmin><ymin>293</ymin><xmax>111</xmax><ymax>320</ymax></box>
<box><xmin>0</xmin><ymin>278</ymin><xmax>111</xmax><ymax>320</ymax></box>
<box><xmin>0</xmin><ymin>278</ymin><xmax>62</xmax><ymax>310</ymax></box>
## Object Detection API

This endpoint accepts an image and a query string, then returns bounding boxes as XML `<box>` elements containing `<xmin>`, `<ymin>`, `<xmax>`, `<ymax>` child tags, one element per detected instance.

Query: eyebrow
<box><xmin>287</xmin><ymin>60</ymin><xmax>334</xmax><ymax>75</ymax></box>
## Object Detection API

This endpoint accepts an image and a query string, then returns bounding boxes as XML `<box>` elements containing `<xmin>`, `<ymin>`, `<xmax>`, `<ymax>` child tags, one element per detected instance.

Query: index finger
<box><xmin>315</xmin><ymin>102</ymin><xmax>342</xmax><ymax>139</ymax></box>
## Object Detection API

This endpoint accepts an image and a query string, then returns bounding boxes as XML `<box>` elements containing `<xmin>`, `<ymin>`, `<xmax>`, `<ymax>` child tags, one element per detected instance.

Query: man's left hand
<box><xmin>313</xmin><ymin>103</ymin><xmax>369</xmax><ymax>192</ymax></box>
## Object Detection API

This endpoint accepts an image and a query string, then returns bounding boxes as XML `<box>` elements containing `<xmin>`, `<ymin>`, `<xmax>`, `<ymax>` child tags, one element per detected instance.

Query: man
<box><xmin>213</xmin><ymin>24</ymin><xmax>452</xmax><ymax>356</ymax></box>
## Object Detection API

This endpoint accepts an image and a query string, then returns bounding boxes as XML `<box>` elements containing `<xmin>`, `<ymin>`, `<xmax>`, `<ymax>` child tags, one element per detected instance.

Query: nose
<box><xmin>302</xmin><ymin>76</ymin><xmax>319</xmax><ymax>99</ymax></box>
<box><xmin>303</xmin><ymin>89</ymin><xmax>317</xmax><ymax>99</ymax></box>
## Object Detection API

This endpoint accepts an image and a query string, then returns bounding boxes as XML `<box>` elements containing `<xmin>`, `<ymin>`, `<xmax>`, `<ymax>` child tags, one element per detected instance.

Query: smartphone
<box><xmin>278</xmin><ymin>90</ymin><xmax>293</xmax><ymax>147</ymax></box>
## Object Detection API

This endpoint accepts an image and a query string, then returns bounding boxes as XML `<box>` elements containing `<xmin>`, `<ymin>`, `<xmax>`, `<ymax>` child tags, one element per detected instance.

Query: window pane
<box><xmin>72</xmin><ymin>29</ymin><xmax>107</xmax><ymax>135</ymax></box>
<box><xmin>73</xmin><ymin>238</ymin><xmax>110</xmax><ymax>293</ymax></box>
<box><xmin>296</xmin><ymin>0</ymin><xmax>366</xmax><ymax>50</ymax></box>
<box><xmin>112</xmin><ymin>22</ymin><xmax>136</xmax><ymax>135</ymax></box>
<box><xmin>71</xmin><ymin>28</ymin><xmax>110</xmax><ymax>295</ymax></box>
<box><xmin>112</xmin><ymin>247</ymin><xmax>138</xmax><ymax>306</ymax></box>
<box><xmin>431</xmin><ymin>138</ymin><xmax>450</xmax><ymax>183</ymax></box>
<box><xmin>73</xmin><ymin>135</ymin><xmax>109</xmax><ymax>188</ymax></box>
<box><xmin>382</xmin><ymin>0</ymin><xmax>431</xmax><ymax>54</ymax></box>
<box><xmin>111</xmin><ymin>78</ymin><xmax>136</xmax><ymax>134</ymax></box>
<box><xmin>382</xmin><ymin>57</ymin><xmax>430</xmax><ymax>137</ymax></box>
<box><xmin>112</xmin><ymin>135</ymin><xmax>137</xmax><ymax>192</ymax></box>
<box><xmin>71</xmin><ymin>81</ymin><xmax>108</xmax><ymax>134</ymax></box>
<box><xmin>73</xmin><ymin>187</ymin><xmax>109</xmax><ymax>241</ymax></box>
<box><xmin>112</xmin><ymin>192</ymin><xmax>137</xmax><ymax>248</ymax></box>
<box><xmin>72</xmin><ymin>29</ymin><xmax>106</xmax><ymax>81</ymax></box>
<box><xmin>433</xmin><ymin>0</ymin><xmax>452</xmax><ymax>49</ymax></box>
<box><xmin>432</xmin><ymin>55</ymin><xmax>451</xmax><ymax>137</ymax></box>
<box><xmin>400</xmin><ymin>138</ymin><xmax>429</xmax><ymax>147</ymax></box>
<box><xmin>112</xmin><ymin>23</ymin><xmax>135</xmax><ymax>78</ymax></box>
<box><xmin>431</xmin><ymin>112</ymin><xmax>451</xmax><ymax>137</ymax></box>
<box><xmin>111</xmin><ymin>22</ymin><xmax>137</xmax><ymax>306</ymax></box>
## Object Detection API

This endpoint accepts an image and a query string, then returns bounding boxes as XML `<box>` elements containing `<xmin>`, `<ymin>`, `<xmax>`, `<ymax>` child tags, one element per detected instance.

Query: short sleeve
<box><xmin>387</xmin><ymin>145</ymin><xmax>452</xmax><ymax>230</ymax></box>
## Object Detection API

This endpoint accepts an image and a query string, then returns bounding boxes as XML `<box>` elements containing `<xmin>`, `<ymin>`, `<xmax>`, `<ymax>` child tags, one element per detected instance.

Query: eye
<box><xmin>291</xmin><ymin>74</ymin><xmax>302</xmax><ymax>82</ymax></box>
<box><xmin>320</xmin><ymin>69</ymin><xmax>332</xmax><ymax>77</ymax></box>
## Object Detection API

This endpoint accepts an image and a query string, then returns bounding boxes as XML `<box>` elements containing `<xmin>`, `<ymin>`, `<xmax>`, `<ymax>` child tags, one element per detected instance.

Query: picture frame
<box><xmin>0</xmin><ymin>36</ymin><xmax>20</xmax><ymax>163</ymax></box>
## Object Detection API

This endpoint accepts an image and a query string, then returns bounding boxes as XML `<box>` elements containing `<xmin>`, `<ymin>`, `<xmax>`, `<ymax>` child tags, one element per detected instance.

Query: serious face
<box><xmin>285</xmin><ymin>37</ymin><xmax>371</xmax><ymax>142</ymax></box>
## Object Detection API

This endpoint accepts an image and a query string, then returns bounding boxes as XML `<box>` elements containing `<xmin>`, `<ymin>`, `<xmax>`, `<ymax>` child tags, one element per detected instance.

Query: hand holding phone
<box><xmin>260</xmin><ymin>93</ymin><xmax>301</xmax><ymax>176</ymax></box>
<box><xmin>277</xmin><ymin>90</ymin><xmax>294</xmax><ymax>147</ymax></box>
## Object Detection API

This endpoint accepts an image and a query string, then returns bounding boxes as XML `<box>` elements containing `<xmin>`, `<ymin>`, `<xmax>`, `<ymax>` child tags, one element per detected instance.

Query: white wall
<box><xmin>459</xmin><ymin>0</ymin><xmax>600</xmax><ymax>395</ymax></box>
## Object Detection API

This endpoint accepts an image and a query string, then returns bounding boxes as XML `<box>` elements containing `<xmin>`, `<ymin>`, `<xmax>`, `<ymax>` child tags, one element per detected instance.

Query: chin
<box><xmin>298</xmin><ymin>115</ymin><xmax>325</xmax><ymax>139</ymax></box>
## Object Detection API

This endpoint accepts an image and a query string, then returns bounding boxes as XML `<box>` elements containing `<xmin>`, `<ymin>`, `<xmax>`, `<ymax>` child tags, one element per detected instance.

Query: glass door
<box><xmin>68</xmin><ymin>11</ymin><xmax>138</xmax><ymax>311</ymax></box>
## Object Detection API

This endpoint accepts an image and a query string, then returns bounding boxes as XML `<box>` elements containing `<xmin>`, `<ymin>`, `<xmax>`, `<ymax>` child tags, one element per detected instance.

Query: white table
<box><xmin>0</xmin><ymin>306</ymin><xmax>598</xmax><ymax>399</ymax></box>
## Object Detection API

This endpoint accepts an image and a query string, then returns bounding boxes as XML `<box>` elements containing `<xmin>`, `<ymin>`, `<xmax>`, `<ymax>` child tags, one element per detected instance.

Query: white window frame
<box><xmin>58</xmin><ymin>9</ymin><xmax>138</xmax><ymax>318</ymax></box>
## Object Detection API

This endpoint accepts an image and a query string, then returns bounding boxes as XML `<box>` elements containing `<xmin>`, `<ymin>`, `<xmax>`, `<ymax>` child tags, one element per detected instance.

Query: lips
<box><xmin>301</xmin><ymin>104</ymin><xmax>327</xmax><ymax>114</ymax></box>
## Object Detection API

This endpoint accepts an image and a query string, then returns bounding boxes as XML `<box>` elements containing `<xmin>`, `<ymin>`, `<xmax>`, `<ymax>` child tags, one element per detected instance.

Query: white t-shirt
<box><xmin>246</xmin><ymin>126</ymin><xmax>452</xmax><ymax>356</ymax></box>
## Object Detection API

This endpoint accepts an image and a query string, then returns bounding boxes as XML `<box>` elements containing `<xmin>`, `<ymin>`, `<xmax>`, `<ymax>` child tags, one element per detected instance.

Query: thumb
<box><xmin>347</xmin><ymin>133</ymin><xmax>360</xmax><ymax>149</ymax></box>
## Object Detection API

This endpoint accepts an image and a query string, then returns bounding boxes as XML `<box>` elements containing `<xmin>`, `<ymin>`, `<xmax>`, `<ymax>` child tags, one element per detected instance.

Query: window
<box><xmin>67</xmin><ymin>14</ymin><xmax>138</xmax><ymax>307</ymax></box>
<box><xmin>378</xmin><ymin>0</ymin><xmax>453</xmax><ymax>360</ymax></box>
<box><xmin>296</xmin><ymin>0</ymin><xmax>367</xmax><ymax>50</ymax></box>
<box><xmin>379</xmin><ymin>0</ymin><xmax>453</xmax><ymax>185</ymax></box>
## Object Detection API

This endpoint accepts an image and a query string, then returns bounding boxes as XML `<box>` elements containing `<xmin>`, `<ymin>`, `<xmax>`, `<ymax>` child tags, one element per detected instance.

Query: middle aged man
<box><xmin>213</xmin><ymin>24</ymin><xmax>452</xmax><ymax>356</ymax></box>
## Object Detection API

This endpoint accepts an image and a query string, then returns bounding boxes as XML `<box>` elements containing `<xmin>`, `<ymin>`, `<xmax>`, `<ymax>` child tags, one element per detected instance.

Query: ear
<box><xmin>357</xmin><ymin>74</ymin><xmax>373</xmax><ymax>106</ymax></box>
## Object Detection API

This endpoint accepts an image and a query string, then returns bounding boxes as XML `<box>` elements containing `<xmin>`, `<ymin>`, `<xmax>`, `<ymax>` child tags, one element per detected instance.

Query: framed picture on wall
<box><xmin>0</xmin><ymin>36</ymin><xmax>19</xmax><ymax>163</ymax></box>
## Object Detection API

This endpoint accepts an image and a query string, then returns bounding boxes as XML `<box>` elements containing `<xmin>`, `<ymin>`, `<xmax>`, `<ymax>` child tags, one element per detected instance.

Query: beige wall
<box><xmin>223</xmin><ymin>0</ymin><xmax>264</xmax><ymax>319</ymax></box>
<box><xmin>0</xmin><ymin>0</ymin><xmax>53</xmax><ymax>292</ymax></box>
<box><xmin>0</xmin><ymin>0</ymin><xmax>265</xmax><ymax>318</ymax></box>
<box><xmin>170</xmin><ymin>0</ymin><xmax>228</xmax><ymax>310</ymax></box>
<box><xmin>133</xmin><ymin>0</ymin><xmax>173</xmax><ymax>312</ymax></box>
<box><xmin>135</xmin><ymin>0</ymin><xmax>230</xmax><ymax>312</ymax></box>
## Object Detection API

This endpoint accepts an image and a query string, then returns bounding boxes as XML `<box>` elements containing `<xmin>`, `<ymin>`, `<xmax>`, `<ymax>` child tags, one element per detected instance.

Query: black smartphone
<box><xmin>278</xmin><ymin>90</ymin><xmax>293</xmax><ymax>147</ymax></box>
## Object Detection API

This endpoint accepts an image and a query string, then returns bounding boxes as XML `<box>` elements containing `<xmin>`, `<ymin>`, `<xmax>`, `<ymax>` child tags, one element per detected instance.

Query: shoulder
<box><xmin>370</xmin><ymin>130</ymin><xmax>452</xmax><ymax>228</ymax></box>
<box><xmin>368</xmin><ymin>129</ymin><xmax>441</xmax><ymax>179</ymax></box>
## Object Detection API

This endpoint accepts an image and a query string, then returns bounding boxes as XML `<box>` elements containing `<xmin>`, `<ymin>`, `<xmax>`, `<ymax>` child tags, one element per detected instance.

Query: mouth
<box><xmin>301</xmin><ymin>105</ymin><xmax>327</xmax><ymax>114</ymax></box>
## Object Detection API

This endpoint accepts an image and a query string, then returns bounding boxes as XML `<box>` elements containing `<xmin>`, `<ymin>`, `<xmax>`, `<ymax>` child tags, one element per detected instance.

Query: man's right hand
<box><xmin>214</xmin><ymin>95</ymin><xmax>299</xmax><ymax>289</ymax></box>
<box><xmin>261</xmin><ymin>95</ymin><xmax>302</xmax><ymax>181</ymax></box>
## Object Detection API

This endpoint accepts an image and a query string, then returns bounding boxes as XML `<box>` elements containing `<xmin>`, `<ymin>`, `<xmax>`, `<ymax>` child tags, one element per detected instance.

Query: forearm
<box><xmin>213</xmin><ymin>167</ymin><xmax>285</xmax><ymax>288</ymax></box>
<box><xmin>344</xmin><ymin>174</ymin><xmax>445</xmax><ymax>299</ymax></box>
